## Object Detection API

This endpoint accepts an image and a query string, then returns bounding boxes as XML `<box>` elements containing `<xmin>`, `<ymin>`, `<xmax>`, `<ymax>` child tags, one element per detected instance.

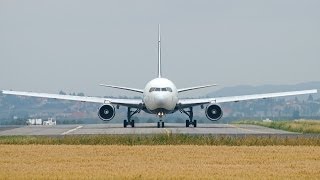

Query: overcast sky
<box><xmin>0</xmin><ymin>0</ymin><xmax>319</xmax><ymax>97</ymax></box>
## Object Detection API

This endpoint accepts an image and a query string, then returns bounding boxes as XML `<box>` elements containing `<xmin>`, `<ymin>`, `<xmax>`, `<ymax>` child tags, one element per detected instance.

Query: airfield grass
<box><xmin>235</xmin><ymin>119</ymin><xmax>320</xmax><ymax>134</ymax></box>
<box><xmin>0</xmin><ymin>134</ymin><xmax>320</xmax><ymax>146</ymax></box>
<box><xmin>1</xmin><ymin>122</ymin><xmax>320</xmax><ymax>179</ymax></box>
<box><xmin>0</xmin><ymin>145</ymin><xmax>319</xmax><ymax>179</ymax></box>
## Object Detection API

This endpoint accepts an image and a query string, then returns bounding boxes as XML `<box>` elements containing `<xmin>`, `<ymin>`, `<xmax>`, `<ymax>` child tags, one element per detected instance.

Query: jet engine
<box><xmin>205</xmin><ymin>104</ymin><xmax>223</xmax><ymax>121</ymax></box>
<box><xmin>98</xmin><ymin>104</ymin><xmax>115</xmax><ymax>121</ymax></box>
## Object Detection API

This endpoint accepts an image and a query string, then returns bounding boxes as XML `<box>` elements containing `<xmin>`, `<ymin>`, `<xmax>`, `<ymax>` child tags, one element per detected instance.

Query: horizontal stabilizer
<box><xmin>99</xmin><ymin>84</ymin><xmax>144</xmax><ymax>93</ymax></box>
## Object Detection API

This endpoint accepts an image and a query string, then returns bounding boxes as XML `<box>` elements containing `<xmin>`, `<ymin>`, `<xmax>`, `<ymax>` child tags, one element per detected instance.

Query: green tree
<box><xmin>308</xmin><ymin>94</ymin><xmax>314</xmax><ymax>102</ymax></box>
<box><xmin>59</xmin><ymin>90</ymin><xmax>66</xmax><ymax>95</ymax></box>
<box><xmin>77</xmin><ymin>92</ymin><xmax>85</xmax><ymax>96</ymax></box>
<box><xmin>292</xmin><ymin>110</ymin><xmax>300</xmax><ymax>119</ymax></box>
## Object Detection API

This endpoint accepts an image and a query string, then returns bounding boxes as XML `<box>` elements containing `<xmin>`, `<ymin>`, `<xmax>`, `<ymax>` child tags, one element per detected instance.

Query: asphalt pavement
<box><xmin>0</xmin><ymin>123</ymin><xmax>300</xmax><ymax>136</ymax></box>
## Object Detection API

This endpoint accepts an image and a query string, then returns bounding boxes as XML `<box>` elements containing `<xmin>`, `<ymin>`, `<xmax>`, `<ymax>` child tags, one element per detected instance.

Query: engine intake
<box><xmin>98</xmin><ymin>104</ymin><xmax>115</xmax><ymax>121</ymax></box>
<box><xmin>205</xmin><ymin>104</ymin><xmax>223</xmax><ymax>121</ymax></box>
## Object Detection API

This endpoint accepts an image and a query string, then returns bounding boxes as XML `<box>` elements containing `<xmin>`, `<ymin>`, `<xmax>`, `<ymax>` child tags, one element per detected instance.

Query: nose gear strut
<box><xmin>157</xmin><ymin>112</ymin><xmax>165</xmax><ymax>128</ymax></box>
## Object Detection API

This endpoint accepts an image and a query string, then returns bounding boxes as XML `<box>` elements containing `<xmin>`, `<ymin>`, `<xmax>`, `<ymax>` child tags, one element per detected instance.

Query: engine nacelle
<box><xmin>205</xmin><ymin>104</ymin><xmax>223</xmax><ymax>121</ymax></box>
<box><xmin>98</xmin><ymin>104</ymin><xmax>115</xmax><ymax>121</ymax></box>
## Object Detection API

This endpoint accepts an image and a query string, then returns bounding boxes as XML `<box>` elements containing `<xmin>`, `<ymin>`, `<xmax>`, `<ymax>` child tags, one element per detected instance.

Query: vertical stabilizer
<box><xmin>158</xmin><ymin>24</ymin><xmax>162</xmax><ymax>78</ymax></box>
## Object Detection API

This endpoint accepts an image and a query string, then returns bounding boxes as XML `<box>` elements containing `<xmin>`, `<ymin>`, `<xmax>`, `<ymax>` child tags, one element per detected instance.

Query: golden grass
<box><xmin>0</xmin><ymin>145</ymin><xmax>320</xmax><ymax>179</ymax></box>
<box><xmin>236</xmin><ymin>119</ymin><xmax>320</xmax><ymax>134</ymax></box>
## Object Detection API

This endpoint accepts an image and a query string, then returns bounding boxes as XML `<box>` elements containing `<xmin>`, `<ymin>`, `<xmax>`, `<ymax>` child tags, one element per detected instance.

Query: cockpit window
<box><xmin>149</xmin><ymin>87</ymin><xmax>173</xmax><ymax>92</ymax></box>
<box><xmin>149</xmin><ymin>88</ymin><xmax>155</xmax><ymax>92</ymax></box>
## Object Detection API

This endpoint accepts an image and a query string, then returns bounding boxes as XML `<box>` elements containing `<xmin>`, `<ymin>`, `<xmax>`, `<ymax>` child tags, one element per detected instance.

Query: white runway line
<box><xmin>61</xmin><ymin>126</ymin><xmax>83</xmax><ymax>135</ymax></box>
<box><xmin>227</xmin><ymin>124</ymin><xmax>269</xmax><ymax>134</ymax></box>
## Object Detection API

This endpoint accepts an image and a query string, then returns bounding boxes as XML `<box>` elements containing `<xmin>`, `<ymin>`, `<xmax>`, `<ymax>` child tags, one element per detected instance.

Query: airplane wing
<box><xmin>177</xmin><ymin>84</ymin><xmax>218</xmax><ymax>93</ymax></box>
<box><xmin>99</xmin><ymin>84</ymin><xmax>144</xmax><ymax>93</ymax></box>
<box><xmin>1</xmin><ymin>90</ymin><xmax>143</xmax><ymax>108</ymax></box>
<box><xmin>178</xmin><ymin>89</ymin><xmax>318</xmax><ymax>109</ymax></box>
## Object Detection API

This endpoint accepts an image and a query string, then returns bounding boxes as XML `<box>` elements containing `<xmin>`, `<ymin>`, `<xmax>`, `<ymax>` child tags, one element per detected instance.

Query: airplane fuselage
<box><xmin>143</xmin><ymin>78</ymin><xmax>178</xmax><ymax>116</ymax></box>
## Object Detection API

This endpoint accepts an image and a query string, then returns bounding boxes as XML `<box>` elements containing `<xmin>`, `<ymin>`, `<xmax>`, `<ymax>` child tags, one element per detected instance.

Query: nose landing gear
<box><xmin>157</xmin><ymin>121</ymin><xmax>165</xmax><ymax>128</ymax></box>
<box><xmin>157</xmin><ymin>112</ymin><xmax>165</xmax><ymax>128</ymax></box>
<box><xmin>180</xmin><ymin>107</ymin><xmax>197</xmax><ymax>127</ymax></box>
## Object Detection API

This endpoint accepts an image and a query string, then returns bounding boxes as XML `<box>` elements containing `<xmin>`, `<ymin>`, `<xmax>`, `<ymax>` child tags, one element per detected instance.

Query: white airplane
<box><xmin>2</xmin><ymin>25</ymin><xmax>318</xmax><ymax>128</ymax></box>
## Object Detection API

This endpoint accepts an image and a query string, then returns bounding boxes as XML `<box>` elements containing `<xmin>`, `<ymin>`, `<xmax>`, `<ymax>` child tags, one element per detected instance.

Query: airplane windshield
<box><xmin>149</xmin><ymin>87</ymin><xmax>173</xmax><ymax>92</ymax></box>
<box><xmin>149</xmin><ymin>88</ymin><xmax>155</xmax><ymax>92</ymax></box>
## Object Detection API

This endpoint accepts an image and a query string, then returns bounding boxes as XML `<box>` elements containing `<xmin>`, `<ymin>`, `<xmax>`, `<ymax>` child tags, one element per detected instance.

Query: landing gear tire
<box><xmin>125</xmin><ymin>107</ymin><xmax>141</xmax><ymax>128</ymax></box>
<box><xmin>157</xmin><ymin>122</ymin><xmax>164</xmax><ymax>128</ymax></box>
<box><xmin>182</xmin><ymin>107</ymin><xmax>195</xmax><ymax>128</ymax></box>
<box><xmin>193</xmin><ymin>120</ymin><xmax>197</xmax><ymax>127</ymax></box>
<box><xmin>124</xmin><ymin>120</ymin><xmax>128</xmax><ymax>128</ymax></box>
<box><xmin>186</xmin><ymin>120</ymin><xmax>197</xmax><ymax>127</ymax></box>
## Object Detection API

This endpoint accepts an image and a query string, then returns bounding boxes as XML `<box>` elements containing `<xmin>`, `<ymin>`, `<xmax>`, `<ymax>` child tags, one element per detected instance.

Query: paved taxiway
<box><xmin>0</xmin><ymin>123</ymin><xmax>299</xmax><ymax>136</ymax></box>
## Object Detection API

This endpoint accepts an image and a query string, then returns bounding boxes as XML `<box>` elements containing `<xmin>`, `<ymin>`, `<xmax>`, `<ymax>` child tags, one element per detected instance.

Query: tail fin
<box><xmin>157</xmin><ymin>24</ymin><xmax>162</xmax><ymax>78</ymax></box>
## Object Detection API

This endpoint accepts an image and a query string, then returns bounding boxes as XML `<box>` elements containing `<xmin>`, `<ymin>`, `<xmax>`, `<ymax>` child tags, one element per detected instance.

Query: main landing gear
<box><xmin>123</xmin><ymin>107</ymin><xmax>140</xmax><ymax>128</ymax></box>
<box><xmin>180</xmin><ymin>107</ymin><xmax>197</xmax><ymax>127</ymax></box>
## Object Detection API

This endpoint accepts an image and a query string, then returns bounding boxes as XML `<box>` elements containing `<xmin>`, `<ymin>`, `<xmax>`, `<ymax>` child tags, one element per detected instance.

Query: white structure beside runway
<box><xmin>26</xmin><ymin>118</ymin><xmax>56</xmax><ymax>126</ymax></box>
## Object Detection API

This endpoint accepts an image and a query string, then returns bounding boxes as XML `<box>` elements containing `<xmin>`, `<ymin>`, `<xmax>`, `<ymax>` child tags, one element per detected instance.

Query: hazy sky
<box><xmin>0</xmin><ymin>0</ymin><xmax>319</xmax><ymax>97</ymax></box>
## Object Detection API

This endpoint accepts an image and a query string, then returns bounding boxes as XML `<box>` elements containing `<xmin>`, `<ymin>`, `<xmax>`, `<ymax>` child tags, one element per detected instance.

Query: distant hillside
<box><xmin>207</xmin><ymin>81</ymin><xmax>320</xmax><ymax>98</ymax></box>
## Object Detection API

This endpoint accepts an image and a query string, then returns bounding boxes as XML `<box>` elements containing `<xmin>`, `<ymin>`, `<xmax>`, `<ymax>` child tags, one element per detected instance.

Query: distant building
<box><xmin>43</xmin><ymin>118</ymin><xmax>56</xmax><ymax>126</ymax></box>
<box><xmin>263</xmin><ymin>118</ymin><xmax>272</xmax><ymax>123</ymax></box>
<box><xmin>26</xmin><ymin>119</ymin><xmax>43</xmax><ymax>125</ymax></box>
<box><xmin>26</xmin><ymin>118</ymin><xmax>56</xmax><ymax>126</ymax></box>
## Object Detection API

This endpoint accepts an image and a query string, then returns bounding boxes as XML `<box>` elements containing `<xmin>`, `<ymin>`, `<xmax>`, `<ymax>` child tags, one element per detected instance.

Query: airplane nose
<box><xmin>154</xmin><ymin>94</ymin><xmax>168</xmax><ymax>107</ymax></box>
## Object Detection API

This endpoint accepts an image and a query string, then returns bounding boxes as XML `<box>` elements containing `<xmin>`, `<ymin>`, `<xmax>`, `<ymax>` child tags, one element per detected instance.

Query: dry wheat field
<box><xmin>0</xmin><ymin>145</ymin><xmax>319</xmax><ymax>179</ymax></box>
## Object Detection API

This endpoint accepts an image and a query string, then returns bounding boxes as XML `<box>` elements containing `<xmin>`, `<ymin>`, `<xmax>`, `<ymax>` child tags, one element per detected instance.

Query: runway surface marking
<box><xmin>227</xmin><ymin>124</ymin><xmax>273</xmax><ymax>134</ymax></box>
<box><xmin>228</xmin><ymin>124</ymin><xmax>300</xmax><ymax>134</ymax></box>
<box><xmin>61</xmin><ymin>126</ymin><xmax>83</xmax><ymax>135</ymax></box>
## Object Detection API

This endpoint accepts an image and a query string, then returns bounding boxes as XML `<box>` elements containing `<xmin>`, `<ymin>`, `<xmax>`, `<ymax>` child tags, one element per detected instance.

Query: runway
<box><xmin>0</xmin><ymin>123</ymin><xmax>299</xmax><ymax>136</ymax></box>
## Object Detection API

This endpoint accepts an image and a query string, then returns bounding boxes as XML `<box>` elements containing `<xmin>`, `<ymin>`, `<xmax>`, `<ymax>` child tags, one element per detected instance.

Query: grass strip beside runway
<box><xmin>0</xmin><ymin>134</ymin><xmax>319</xmax><ymax>146</ymax></box>
<box><xmin>235</xmin><ymin>119</ymin><xmax>320</xmax><ymax>134</ymax></box>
